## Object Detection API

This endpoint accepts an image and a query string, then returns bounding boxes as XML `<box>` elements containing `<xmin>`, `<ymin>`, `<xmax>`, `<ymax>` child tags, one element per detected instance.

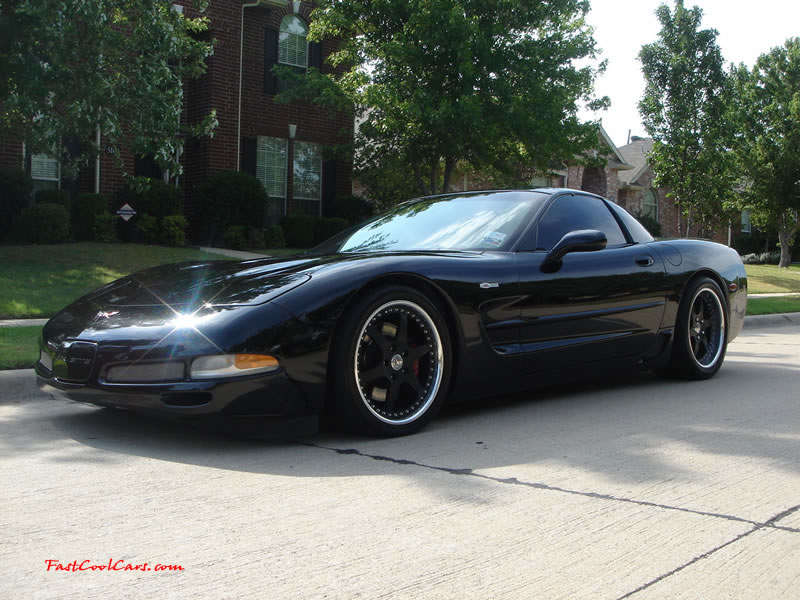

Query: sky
<box><xmin>580</xmin><ymin>0</ymin><xmax>800</xmax><ymax>148</ymax></box>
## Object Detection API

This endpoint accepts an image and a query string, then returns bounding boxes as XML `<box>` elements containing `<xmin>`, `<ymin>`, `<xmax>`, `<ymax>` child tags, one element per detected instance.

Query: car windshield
<box><xmin>312</xmin><ymin>191</ymin><xmax>548</xmax><ymax>254</ymax></box>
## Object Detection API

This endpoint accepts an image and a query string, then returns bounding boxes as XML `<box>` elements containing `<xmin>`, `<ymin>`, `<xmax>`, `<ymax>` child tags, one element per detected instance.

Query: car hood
<box><xmin>81</xmin><ymin>257</ymin><xmax>317</xmax><ymax>309</ymax></box>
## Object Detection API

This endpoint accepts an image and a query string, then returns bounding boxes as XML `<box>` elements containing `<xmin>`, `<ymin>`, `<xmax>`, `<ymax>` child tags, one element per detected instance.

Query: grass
<box><xmin>745</xmin><ymin>264</ymin><xmax>800</xmax><ymax>294</ymax></box>
<box><xmin>746</xmin><ymin>296</ymin><xmax>800</xmax><ymax>316</ymax></box>
<box><xmin>0</xmin><ymin>243</ymin><xmax>234</xmax><ymax>319</ymax></box>
<box><xmin>0</xmin><ymin>326</ymin><xmax>41</xmax><ymax>370</ymax></box>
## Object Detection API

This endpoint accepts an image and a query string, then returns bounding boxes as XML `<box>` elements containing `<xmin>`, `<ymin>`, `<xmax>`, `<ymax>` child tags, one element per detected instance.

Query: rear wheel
<box><xmin>330</xmin><ymin>286</ymin><xmax>452</xmax><ymax>436</ymax></box>
<box><xmin>657</xmin><ymin>277</ymin><xmax>727</xmax><ymax>380</ymax></box>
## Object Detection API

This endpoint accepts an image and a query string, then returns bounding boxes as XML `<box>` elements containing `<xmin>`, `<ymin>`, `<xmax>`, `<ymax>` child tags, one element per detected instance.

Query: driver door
<box><xmin>515</xmin><ymin>193</ymin><xmax>667</xmax><ymax>374</ymax></box>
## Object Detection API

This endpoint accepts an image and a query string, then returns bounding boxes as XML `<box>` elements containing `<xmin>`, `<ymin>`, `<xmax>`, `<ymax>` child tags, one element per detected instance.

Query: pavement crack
<box><xmin>616</xmin><ymin>503</ymin><xmax>800</xmax><ymax>599</ymax></box>
<box><xmin>297</xmin><ymin>442</ymin><xmax>777</xmax><ymax>530</ymax></box>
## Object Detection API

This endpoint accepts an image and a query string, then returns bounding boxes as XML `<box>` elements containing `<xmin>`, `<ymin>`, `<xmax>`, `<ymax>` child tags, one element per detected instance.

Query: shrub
<box><xmin>137</xmin><ymin>214</ymin><xmax>160</xmax><ymax>244</ymax></box>
<box><xmin>733</xmin><ymin>233</ymin><xmax>768</xmax><ymax>256</ymax></box>
<box><xmin>281</xmin><ymin>214</ymin><xmax>315</xmax><ymax>248</ymax></box>
<box><xmin>741</xmin><ymin>251</ymin><xmax>781</xmax><ymax>265</ymax></box>
<box><xmin>333</xmin><ymin>195</ymin><xmax>375</xmax><ymax>224</ymax></box>
<box><xmin>92</xmin><ymin>212</ymin><xmax>118</xmax><ymax>243</ymax></box>
<box><xmin>263</xmin><ymin>224</ymin><xmax>286</xmax><ymax>249</ymax></box>
<box><xmin>72</xmin><ymin>193</ymin><xmax>109</xmax><ymax>240</ymax></box>
<box><xmin>313</xmin><ymin>217</ymin><xmax>349</xmax><ymax>244</ymax></box>
<box><xmin>15</xmin><ymin>203</ymin><xmax>70</xmax><ymax>244</ymax></box>
<box><xmin>634</xmin><ymin>212</ymin><xmax>662</xmax><ymax>237</ymax></box>
<box><xmin>0</xmin><ymin>168</ymin><xmax>33</xmax><ymax>241</ymax></box>
<box><xmin>117</xmin><ymin>177</ymin><xmax>182</xmax><ymax>219</ymax></box>
<box><xmin>222</xmin><ymin>225</ymin><xmax>247</xmax><ymax>250</ymax></box>
<box><xmin>35</xmin><ymin>189</ymin><xmax>70</xmax><ymax>210</ymax></box>
<box><xmin>195</xmin><ymin>171</ymin><xmax>268</xmax><ymax>245</ymax></box>
<box><xmin>247</xmin><ymin>227</ymin><xmax>266</xmax><ymax>249</ymax></box>
<box><xmin>159</xmin><ymin>215</ymin><xmax>187</xmax><ymax>246</ymax></box>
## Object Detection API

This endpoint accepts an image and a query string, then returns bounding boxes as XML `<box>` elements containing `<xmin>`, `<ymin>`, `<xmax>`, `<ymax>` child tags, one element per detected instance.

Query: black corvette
<box><xmin>36</xmin><ymin>189</ymin><xmax>747</xmax><ymax>436</ymax></box>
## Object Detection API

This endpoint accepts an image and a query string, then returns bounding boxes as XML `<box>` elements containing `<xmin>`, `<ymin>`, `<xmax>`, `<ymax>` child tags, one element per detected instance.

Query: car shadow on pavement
<box><xmin>4</xmin><ymin>355</ymin><xmax>800</xmax><ymax>491</ymax></box>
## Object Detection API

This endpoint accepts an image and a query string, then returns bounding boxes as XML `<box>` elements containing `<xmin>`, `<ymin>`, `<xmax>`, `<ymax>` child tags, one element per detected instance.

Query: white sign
<box><xmin>116</xmin><ymin>203</ymin><xmax>137</xmax><ymax>222</ymax></box>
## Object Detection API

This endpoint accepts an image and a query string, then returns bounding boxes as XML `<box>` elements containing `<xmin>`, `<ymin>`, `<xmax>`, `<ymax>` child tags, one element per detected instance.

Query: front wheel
<box><xmin>329</xmin><ymin>286</ymin><xmax>452</xmax><ymax>436</ymax></box>
<box><xmin>657</xmin><ymin>277</ymin><xmax>728</xmax><ymax>380</ymax></box>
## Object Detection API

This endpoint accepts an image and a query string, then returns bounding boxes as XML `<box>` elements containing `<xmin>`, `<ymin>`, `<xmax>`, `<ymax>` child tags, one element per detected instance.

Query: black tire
<box><xmin>329</xmin><ymin>285</ymin><xmax>452</xmax><ymax>436</ymax></box>
<box><xmin>658</xmin><ymin>277</ymin><xmax>728</xmax><ymax>380</ymax></box>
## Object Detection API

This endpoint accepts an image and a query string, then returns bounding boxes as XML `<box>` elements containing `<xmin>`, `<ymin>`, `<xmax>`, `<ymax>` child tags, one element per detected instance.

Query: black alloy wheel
<box><xmin>330</xmin><ymin>286</ymin><xmax>452</xmax><ymax>436</ymax></box>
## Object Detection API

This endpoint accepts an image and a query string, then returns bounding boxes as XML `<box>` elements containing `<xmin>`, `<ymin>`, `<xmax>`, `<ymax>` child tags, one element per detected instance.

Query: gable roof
<box><xmin>617</xmin><ymin>137</ymin><xmax>654</xmax><ymax>185</ymax></box>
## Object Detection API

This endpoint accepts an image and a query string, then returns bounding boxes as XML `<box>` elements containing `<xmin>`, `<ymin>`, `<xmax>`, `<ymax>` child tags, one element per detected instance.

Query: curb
<box><xmin>0</xmin><ymin>319</ymin><xmax>48</xmax><ymax>328</ymax></box>
<box><xmin>743</xmin><ymin>312</ymin><xmax>800</xmax><ymax>330</ymax></box>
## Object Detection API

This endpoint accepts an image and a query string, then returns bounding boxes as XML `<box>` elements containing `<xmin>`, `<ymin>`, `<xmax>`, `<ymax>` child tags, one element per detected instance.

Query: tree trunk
<box><xmin>778</xmin><ymin>227</ymin><xmax>792</xmax><ymax>268</ymax></box>
<box><xmin>429</xmin><ymin>160</ymin><xmax>439</xmax><ymax>195</ymax></box>
<box><xmin>412</xmin><ymin>161</ymin><xmax>429</xmax><ymax>197</ymax></box>
<box><xmin>685</xmin><ymin>206</ymin><xmax>693</xmax><ymax>238</ymax></box>
<box><xmin>442</xmin><ymin>156</ymin><xmax>454</xmax><ymax>193</ymax></box>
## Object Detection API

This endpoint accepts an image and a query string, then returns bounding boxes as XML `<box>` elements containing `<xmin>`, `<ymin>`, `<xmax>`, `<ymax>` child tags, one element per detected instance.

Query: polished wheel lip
<box><xmin>687</xmin><ymin>286</ymin><xmax>725</xmax><ymax>369</ymax></box>
<box><xmin>354</xmin><ymin>300</ymin><xmax>444</xmax><ymax>426</ymax></box>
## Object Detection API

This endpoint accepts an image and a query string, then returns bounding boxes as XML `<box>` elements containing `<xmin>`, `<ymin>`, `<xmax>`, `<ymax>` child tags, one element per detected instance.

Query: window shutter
<box><xmin>264</xmin><ymin>28</ymin><xmax>279</xmax><ymax>94</ymax></box>
<box><xmin>309</xmin><ymin>41</ymin><xmax>322</xmax><ymax>70</ymax></box>
<box><xmin>241</xmin><ymin>138</ymin><xmax>257</xmax><ymax>176</ymax></box>
<box><xmin>322</xmin><ymin>159</ymin><xmax>337</xmax><ymax>216</ymax></box>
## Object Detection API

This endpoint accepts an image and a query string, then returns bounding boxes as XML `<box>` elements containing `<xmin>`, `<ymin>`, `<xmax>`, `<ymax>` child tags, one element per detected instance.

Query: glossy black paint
<box><xmin>36</xmin><ymin>189</ymin><xmax>747</xmax><ymax>432</ymax></box>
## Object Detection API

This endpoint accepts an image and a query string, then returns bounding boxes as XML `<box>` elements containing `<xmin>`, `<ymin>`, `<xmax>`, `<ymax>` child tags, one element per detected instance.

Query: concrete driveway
<box><xmin>1</xmin><ymin>322</ymin><xmax>799</xmax><ymax>599</ymax></box>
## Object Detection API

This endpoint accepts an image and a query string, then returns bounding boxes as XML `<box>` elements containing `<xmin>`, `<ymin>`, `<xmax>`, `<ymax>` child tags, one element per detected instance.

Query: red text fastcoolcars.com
<box><xmin>45</xmin><ymin>559</ymin><xmax>184</xmax><ymax>572</ymax></box>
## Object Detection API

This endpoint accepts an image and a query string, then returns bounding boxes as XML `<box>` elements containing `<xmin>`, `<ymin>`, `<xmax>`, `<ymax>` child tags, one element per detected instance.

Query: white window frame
<box><xmin>256</xmin><ymin>136</ymin><xmax>288</xmax><ymax>217</ymax></box>
<box><xmin>292</xmin><ymin>141</ymin><xmax>322</xmax><ymax>216</ymax></box>
<box><xmin>741</xmin><ymin>209</ymin><xmax>751</xmax><ymax>234</ymax></box>
<box><xmin>643</xmin><ymin>188</ymin><xmax>658</xmax><ymax>221</ymax></box>
<box><xmin>278</xmin><ymin>15</ymin><xmax>308</xmax><ymax>69</ymax></box>
<box><xmin>31</xmin><ymin>153</ymin><xmax>61</xmax><ymax>188</ymax></box>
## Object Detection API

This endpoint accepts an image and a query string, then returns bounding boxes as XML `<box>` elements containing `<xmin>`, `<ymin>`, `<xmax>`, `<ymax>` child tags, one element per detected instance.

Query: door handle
<box><xmin>635</xmin><ymin>255</ymin><xmax>655</xmax><ymax>267</ymax></box>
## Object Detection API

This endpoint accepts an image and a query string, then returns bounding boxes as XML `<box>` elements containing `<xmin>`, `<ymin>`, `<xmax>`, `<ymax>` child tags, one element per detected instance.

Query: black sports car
<box><xmin>36</xmin><ymin>189</ymin><xmax>747</xmax><ymax>436</ymax></box>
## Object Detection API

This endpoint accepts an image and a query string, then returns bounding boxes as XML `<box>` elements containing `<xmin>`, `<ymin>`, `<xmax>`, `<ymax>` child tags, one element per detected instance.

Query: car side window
<box><xmin>533</xmin><ymin>195</ymin><xmax>627</xmax><ymax>251</ymax></box>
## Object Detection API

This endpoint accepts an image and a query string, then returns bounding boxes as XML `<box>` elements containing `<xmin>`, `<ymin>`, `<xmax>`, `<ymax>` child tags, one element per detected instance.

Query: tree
<box><xmin>307</xmin><ymin>0</ymin><xmax>608</xmax><ymax>197</ymax></box>
<box><xmin>730</xmin><ymin>38</ymin><xmax>800</xmax><ymax>268</ymax></box>
<box><xmin>0</xmin><ymin>0</ymin><xmax>215</xmax><ymax>177</ymax></box>
<box><xmin>638</xmin><ymin>0</ymin><xmax>735</xmax><ymax>238</ymax></box>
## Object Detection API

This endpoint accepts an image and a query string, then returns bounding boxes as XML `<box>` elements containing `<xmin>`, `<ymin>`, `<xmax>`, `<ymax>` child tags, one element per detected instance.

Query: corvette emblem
<box><xmin>94</xmin><ymin>310</ymin><xmax>120</xmax><ymax>321</ymax></box>
<box><xmin>479</xmin><ymin>282</ymin><xmax>499</xmax><ymax>289</ymax></box>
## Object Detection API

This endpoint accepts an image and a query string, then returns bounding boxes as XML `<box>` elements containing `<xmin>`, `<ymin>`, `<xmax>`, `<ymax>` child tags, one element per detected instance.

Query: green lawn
<box><xmin>0</xmin><ymin>326</ymin><xmax>41</xmax><ymax>370</ymax></box>
<box><xmin>745</xmin><ymin>296</ymin><xmax>800</xmax><ymax>316</ymax></box>
<box><xmin>745</xmin><ymin>264</ymin><xmax>800</xmax><ymax>294</ymax></box>
<box><xmin>0</xmin><ymin>243</ymin><xmax>234</xmax><ymax>319</ymax></box>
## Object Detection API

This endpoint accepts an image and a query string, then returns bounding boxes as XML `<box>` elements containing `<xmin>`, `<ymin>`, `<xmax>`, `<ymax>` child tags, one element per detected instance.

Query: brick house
<box><xmin>0</xmin><ymin>0</ymin><xmax>353</xmax><ymax>233</ymax></box>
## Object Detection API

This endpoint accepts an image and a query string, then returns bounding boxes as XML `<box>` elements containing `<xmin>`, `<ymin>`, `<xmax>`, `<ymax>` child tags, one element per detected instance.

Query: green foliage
<box><xmin>0</xmin><ymin>1</ymin><xmax>215</xmax><ymax>177</ymax></box>
<box><xmin>733</xmin><ymin>233</ymin><xmax>768</xmax><ymax>256</ymax></box>
<box><xmin>195</xmin><ymin>171</ymin><xmax>268</xmax><ymax>245</ymax></box>
<box><xmin>34</xmin><ymin>189</ymin><xmax>70</xmax><ymax>210</ymax></box>
<box><xmin>72</xmin><ymin>193</ymin><xmax>109</xmax><ymax>241</ymax></box>
<box><xmin>92</xmin><ymin>212</ymin><xmax>118</xmax><ymax>243</ymax></box>
<box><xmin>117</xmin><ymin>177</ymin><xmax>181</xmax><ymax>219</ymax></box>
<box><xmin>332</xmin><ymin>196</ymin><xmax>376</xmax><ymax>225</ymax></box>
<box><xmin>0</xmin><ymin>168</ymin><xmax>32</xmax><ymax>242</ymax></box>
<box><xmin>263</xmin><ymin>225</ymin><xmax>286</xmax><ymax>249</ymax></box>
<box><xmin>634</xmin><ymin>212</ymin><xmax>663</xmax><ymax>237</ymax></box>
<box><xmin>159</xmin><ymin>215</ymin><xmax>187</xmax><ymax>247</ymax></box>
<box><xmin>638</xmin><ymin>1</ymin><xmax>735</xmax><ymax>237</ymax></box>
<box><xmin>16</xmin><ymin>203</ymin><xmax>70</xmax><ymax>244</ymax></box>
<box><xmin>136</xmin><ymin>214</ymin><xmax>159</xmax><ymax>245</ymax></box>
<box><xmin>222</xmin><ymin>225</ymin><xmax>247</xmax><ymax>251</ymax></box>
<box><xmin>730</xmin><ymin>38</ymin><xmax>800</xmax><ymax>268</ymax></box>
<box><xmin>281</xmin><ymin>215</ymin><xmax>315</xmax><ymax>248</ymax></box>
<box><xmin>247</xmin><ymin>227</ymin><xmax>266</xmax><ymax>250</ymax></box>
<box><xmin>314</xmin><ymin>217</ymin><xmax>349</xmax><ymax>245</ymax></box>
<box><xmin>309</xmin><ymin>0</ymin><xmax>608</xmax><ymax>196</ymax></box>
<box><xmin>741</xmin><ymin>251</ymin><xmax>781</xmax><ymax>265</ymax></box>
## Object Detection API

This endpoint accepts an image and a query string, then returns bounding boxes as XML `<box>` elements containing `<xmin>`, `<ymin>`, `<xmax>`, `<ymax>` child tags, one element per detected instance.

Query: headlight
<box><xmin>190</xmin><ymin>354</ymin><xmax>279</xmax><ymax>379</ymax></box>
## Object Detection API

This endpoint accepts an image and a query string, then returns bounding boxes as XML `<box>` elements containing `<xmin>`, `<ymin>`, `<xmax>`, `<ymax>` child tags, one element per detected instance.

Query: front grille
<box><xmin>105</xmin><ymin>362</ymin><xmax>185</xmax><ymax>383</ymax></box>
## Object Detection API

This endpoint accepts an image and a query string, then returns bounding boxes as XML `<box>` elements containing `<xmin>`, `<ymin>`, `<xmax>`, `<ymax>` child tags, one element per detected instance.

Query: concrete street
<box><xmin>1</xmin><ymin>322</ymin><xmax>799</xmax><ymax>599</ymax></box>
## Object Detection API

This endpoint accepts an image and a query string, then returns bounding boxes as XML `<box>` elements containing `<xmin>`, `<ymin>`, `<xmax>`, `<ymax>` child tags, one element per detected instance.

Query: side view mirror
<box><xmin>542</xmin><ymin>229</ymin><xmax>607</xmax><ymax>271</ymax></box>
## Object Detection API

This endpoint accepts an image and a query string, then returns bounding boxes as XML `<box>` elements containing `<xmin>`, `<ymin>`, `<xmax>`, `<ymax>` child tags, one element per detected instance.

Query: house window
<box><xmin>643</xmin><ymin>188</ymin><xmax>658</xmax><ymax>220</ymax></box>
<box><xmin>741</xmin><ymin>210</ymin><xmax>751</xmax><ymax>233</ymax></box>
<box><xmin>293</xmin><ymin>141</ymin><xmax>322</xmax><ymax>216</ymax></box>
<box><xmin>31</xmin><ymin>154</ymin><xmax>60</xmax><ymax>192</ymax></box>
<box><xmin>256</xmin><ymin>136</ymin><xmax>288</xmax><ymax>223</ymax></box>
<box><xmin>279</xmin><ymin>15</ymin><xmax>308</xmax><ymax>69</ymax></box>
